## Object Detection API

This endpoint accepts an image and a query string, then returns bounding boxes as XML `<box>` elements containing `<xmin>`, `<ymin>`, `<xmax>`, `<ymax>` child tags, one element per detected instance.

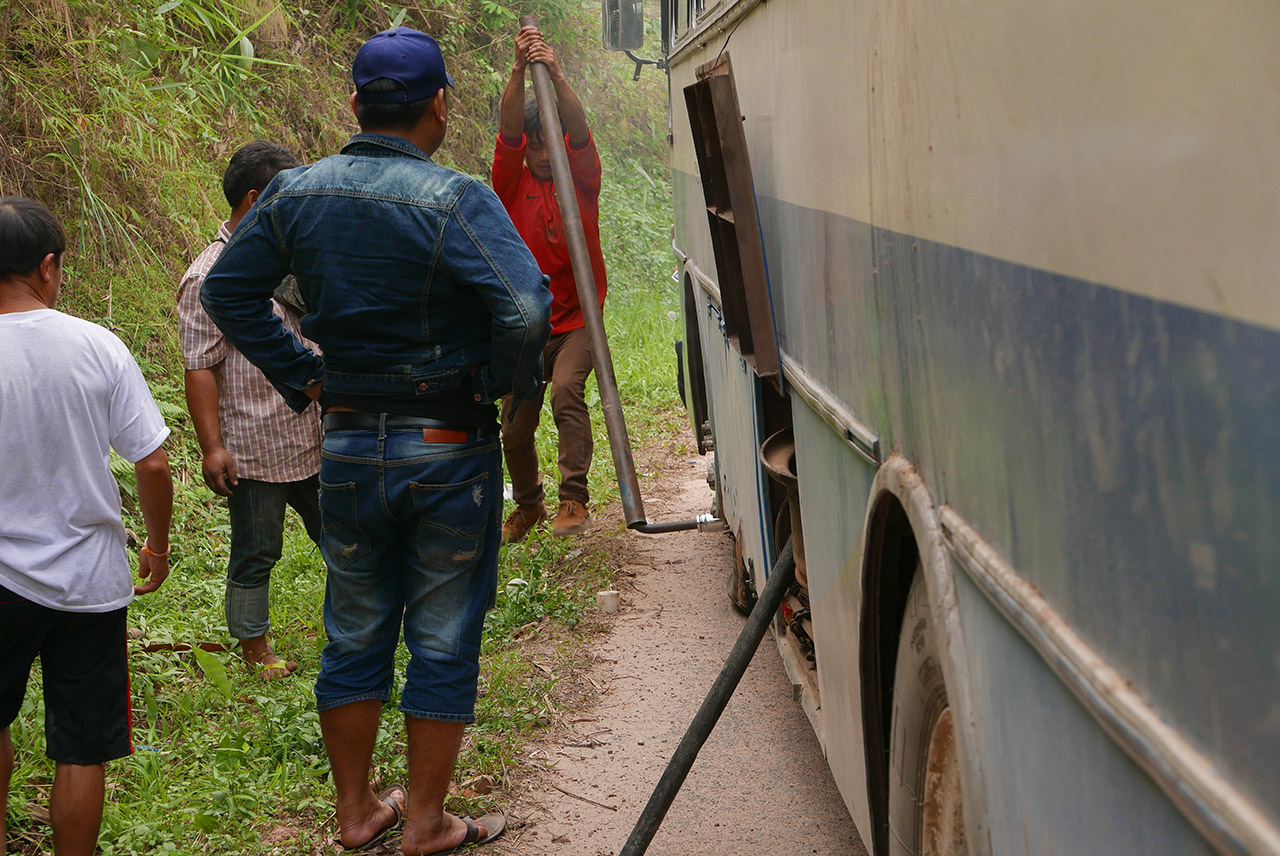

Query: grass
<box><xmin>6</xmin><ymin>202</ymin><xmax>681</xmax><ymax>856</ymax></box>
<box><xmin>2</xmin><ymin>20</ymin><xmax>683</xmax><ymax>847</ymax></box>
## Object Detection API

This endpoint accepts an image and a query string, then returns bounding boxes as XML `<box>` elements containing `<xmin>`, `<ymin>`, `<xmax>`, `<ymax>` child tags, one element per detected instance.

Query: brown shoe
<box><xmin>552</xmin><ymin>500</ymin><xmax>590</xmax><ymax>537</ymax></box>
<box><xmin>502</xmin><ymin>502</ymin><xmax>546</xmax><ymax>545</ymax></box>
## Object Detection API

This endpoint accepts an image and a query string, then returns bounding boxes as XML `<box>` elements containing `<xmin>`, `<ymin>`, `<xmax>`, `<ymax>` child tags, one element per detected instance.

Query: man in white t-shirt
<box><xmin>0</xmin><ymin>197</ymin><xmax>173</xmax><ymax>856</ymax></box>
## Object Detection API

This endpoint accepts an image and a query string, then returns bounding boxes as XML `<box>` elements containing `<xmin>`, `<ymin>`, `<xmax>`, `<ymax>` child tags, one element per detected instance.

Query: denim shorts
<box><xmin>313</xmin><ymin>424</ymin><xmax>501</xmax><ymax>722</ymax></box>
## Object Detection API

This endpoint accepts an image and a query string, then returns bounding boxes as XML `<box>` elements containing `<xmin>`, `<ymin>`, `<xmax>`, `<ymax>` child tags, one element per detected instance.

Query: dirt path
<box><xmin>494</xmin><ymin>448</ymin><xmax>868</xmax><ymax>856</ymax></box>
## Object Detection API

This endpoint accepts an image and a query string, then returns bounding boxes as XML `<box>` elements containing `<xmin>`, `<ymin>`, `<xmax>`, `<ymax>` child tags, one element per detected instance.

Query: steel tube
<box><xmin>632</xmin><ymin>518</ymin><xmax>699</xmax><ymax>534</ymax></box>
<box><xmin>619</xmin><ymin>541</ymin><xmax>797</xmax><ymax>856</ymax></box>
<box><xmin>632</xmin><ymin>519</ymin><xmax>698</xmax><ymax>534</ymax></box>
<box><xmin>520</xmin><ymin>14</ymin><xmax>647</xmax><ymax>528</ymax></box>
<box><xmin>633</xmin><ymin>513</ymin><xmax>724</xmax><ymax>534</ymax></box>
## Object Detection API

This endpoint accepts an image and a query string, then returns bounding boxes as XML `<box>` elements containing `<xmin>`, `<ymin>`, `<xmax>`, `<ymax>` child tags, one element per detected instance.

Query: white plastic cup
<box><xmin>597</xmin><ymin>590</ymin><xmax>620</xmax><ymax>613</ymax></box>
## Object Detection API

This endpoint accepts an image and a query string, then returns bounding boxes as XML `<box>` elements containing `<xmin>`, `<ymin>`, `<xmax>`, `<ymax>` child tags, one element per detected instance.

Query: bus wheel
<box><xmin>889</xmin><ymin>569</ymin><xmax>968</xmax><ymax>856</ymax></box>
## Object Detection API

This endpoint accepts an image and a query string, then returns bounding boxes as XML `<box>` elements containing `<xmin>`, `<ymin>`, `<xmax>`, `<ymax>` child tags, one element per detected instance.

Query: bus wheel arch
<box><xmin>860</xmin><ymin>455</ymin><xmax>991</xmax><ymax>856</ymax></box>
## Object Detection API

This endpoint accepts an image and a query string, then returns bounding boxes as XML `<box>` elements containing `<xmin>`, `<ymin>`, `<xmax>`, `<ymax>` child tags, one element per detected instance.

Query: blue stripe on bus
<box><xmin>683</xmin><ymin>177</ymin><xmax>1280</xmax><ymax>814</ymax></box>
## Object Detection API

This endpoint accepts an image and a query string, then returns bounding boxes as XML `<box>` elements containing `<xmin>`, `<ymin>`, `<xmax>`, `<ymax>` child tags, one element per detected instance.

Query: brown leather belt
<box><xmin>322</xmin><ymin>411</ymin><xmax>482</xmax><ymax>444</ymax></box>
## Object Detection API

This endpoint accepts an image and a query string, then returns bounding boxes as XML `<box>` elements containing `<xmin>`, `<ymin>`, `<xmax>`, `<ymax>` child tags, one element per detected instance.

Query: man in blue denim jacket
<box><xmin>202</xmin><ymin>28</ymin><xmax>550</xmax><ymax>855</ymax></box>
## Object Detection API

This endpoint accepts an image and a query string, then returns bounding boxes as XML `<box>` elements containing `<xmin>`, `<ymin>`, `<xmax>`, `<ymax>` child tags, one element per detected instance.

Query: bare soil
<box><xmin>492</xmin><ymin>437</ymin><xmax>868</xmax><ymax>856</ymax></box>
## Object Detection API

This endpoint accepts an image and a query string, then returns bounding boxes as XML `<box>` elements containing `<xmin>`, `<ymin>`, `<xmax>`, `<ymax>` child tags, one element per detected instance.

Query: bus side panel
<box><xmin>952</xmin><ymin>565</ymin><xmax>1216</xmax><ymax>855</ymax></box>
<box><xmin>670</xmin><ymin>0</ymin><xmax>1280</xmax><ymax>844</ymax></box>
<box><xmin>752</xmin><ymin>184</ymin><xmax>1280</xmax><ymax>824</ymax></box>
<box><xmin>792</xmin><ymin>400</ymin><xmax>878</xmax><ymax>839</ymax></box>
<box><xmin>691</xmin><ymin>287</ymin><xmax>772</xmax><ymax>579</ymax></box>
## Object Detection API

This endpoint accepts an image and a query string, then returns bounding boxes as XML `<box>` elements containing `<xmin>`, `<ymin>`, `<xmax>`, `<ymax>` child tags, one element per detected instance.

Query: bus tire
<box><xmin>888</xmin><ymin>569</ymin><xmax>969</xmax><ymax>856</ymax></box>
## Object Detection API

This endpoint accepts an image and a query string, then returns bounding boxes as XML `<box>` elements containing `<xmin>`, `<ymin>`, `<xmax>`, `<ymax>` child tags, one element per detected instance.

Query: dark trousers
<box><xmin>501</xmin><ymin>327</ymin><xmax>595</xmax><ymax>507</ymax></box>
<box><xmin>225</xmin><ymin>475</ymin><xmax>322</xmax><ymax>640</ymax></box>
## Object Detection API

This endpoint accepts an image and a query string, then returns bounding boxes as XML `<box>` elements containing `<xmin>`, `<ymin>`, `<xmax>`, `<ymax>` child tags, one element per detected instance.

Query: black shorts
<box><xmin>0</xmin><ymin>583</ymin><xmax>133</xmax><ymax>765</ymax></box>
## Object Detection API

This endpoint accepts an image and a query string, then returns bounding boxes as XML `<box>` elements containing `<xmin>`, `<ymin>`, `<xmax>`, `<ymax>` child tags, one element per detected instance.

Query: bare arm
<box><xmin>500</xmin><ymin>27</ymin><xmax>538</xmax><ymax>141</ymax></box>
<box><xmin>183</xmin><ymin>368</ymin><xmax>238</xmax><ymax>496</ymax></box>
<box><xmin>134</xmin><ymin>445</ymin><xmax>173</xmax><ymax>595</ymax></box>
<box><xmin>526</xmin><ymin>35</ymin><xmax>589</xmax><ymax>147</ymax></box>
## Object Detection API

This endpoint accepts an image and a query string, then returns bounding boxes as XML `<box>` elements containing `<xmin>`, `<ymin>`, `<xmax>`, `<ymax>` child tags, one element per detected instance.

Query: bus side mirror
<box><xmin>602</xmin><ymin>0</ymin><xmax>644</xmax><ymax>51</ymax></box>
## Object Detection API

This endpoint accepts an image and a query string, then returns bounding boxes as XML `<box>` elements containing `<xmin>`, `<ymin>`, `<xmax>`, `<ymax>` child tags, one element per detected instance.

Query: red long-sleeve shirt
<box><xmin>491</xmin><ymin>131</ymin><xmax>608</xmax><ymax>336</ymax></box>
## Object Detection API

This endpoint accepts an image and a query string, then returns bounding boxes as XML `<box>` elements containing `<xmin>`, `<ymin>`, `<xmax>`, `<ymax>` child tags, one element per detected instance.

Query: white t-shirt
<box><xmin>0</xmin><ymin>309</ymin><xmax>169</xmax><ymax>612</ymax></box>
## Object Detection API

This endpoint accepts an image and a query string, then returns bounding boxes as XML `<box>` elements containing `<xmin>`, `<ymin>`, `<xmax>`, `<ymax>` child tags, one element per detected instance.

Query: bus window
<box><xmin>672</xmin><ymin>0</ymin><xmax>704</xmax><ymax>39</ymax></box>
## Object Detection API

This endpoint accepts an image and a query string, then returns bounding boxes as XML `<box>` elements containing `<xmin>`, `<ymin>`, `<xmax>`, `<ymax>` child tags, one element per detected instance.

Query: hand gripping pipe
<box><xmin>619</xmin><ymin>540</ymin><xmax>797</xmax><ymax>855</ymax></box>
<box><xmin>520</xmin><ymin>15</ymin><xmax>718</xmax><ymax>535</ymax></box>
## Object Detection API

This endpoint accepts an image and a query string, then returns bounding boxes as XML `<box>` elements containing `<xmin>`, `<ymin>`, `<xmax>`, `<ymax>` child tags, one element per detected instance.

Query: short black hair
<box><xmin>0</xmin><ymin>197</ymin><xmax>66</xmax><ymax>279</ymax></box>
<box><xmin>355</xmin><ymin>78</ymin><xmax>433</xmax><ymax>132</ymax></box>
<box><xmin>222</xmin><ymin>141</ymin><xmax>301</xmax><ymax>208</ymax></box>
<box><xmin>522</xmin><ymin>96</ymin><xmax>563</xmax><ymax>141</ymax></box>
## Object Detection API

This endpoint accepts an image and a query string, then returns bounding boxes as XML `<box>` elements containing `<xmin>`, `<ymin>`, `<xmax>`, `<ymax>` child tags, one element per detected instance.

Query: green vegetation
<box><xmin>1</xmin><ymin>0</ymin><xmax>679</xmax><ymax>852</ymax></box>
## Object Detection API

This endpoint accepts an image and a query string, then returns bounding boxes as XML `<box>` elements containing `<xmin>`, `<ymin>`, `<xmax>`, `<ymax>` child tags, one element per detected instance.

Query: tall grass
<box><xmin>2</xmin><ymin>1</ymin><xmax>680</xmax><ymax>851</ymax></box>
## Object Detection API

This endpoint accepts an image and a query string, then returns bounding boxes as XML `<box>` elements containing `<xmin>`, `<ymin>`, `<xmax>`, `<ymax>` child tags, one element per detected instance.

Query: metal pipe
<box><xmin>632</xmin><ymin>513</ymin><xmax>724</xmax><ymax>534</ymax></box>
<box><xmin>618</xmin><ymin>540</ymin><xmax>796</xmax><ymax>856</ymax></box>
<box><xmin>520</xmin><ymin>14</ymin><xmax>648</xmax><ymax>529</ymax></box>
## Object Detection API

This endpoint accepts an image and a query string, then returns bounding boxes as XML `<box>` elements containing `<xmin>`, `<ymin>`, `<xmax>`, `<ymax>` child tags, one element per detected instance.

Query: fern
<box><xmin>109</xmin><ymin>450</ymin><xmax>138</xmax><ymax>499</ymax></box>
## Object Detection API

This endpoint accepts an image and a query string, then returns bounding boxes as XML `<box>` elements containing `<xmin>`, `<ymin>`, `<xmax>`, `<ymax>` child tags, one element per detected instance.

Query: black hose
<box><xmin>619</xmin><ymin>540</ymin><xmax>797</xmax><ymax>856</ymax></box>
<box><xmin>632</xmin><ymin>519</ymin><xmax>698</xmax><ymax>534</ymax></box>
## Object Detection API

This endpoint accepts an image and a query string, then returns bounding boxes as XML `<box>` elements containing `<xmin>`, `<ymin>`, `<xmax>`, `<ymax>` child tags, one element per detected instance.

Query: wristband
<box><xmin>141</xmin><ymin>542</ymin><xmax>171</xmax><ymax>558</ymax></box>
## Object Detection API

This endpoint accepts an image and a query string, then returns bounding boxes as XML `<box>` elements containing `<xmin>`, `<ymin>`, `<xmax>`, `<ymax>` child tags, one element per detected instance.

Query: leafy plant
<box><xmin>479</xmin><ymin>0</ymin><xmax>516</xmax><ymax>31</ymax></box>
<box><xmin>192</xmin><ymin>647</ymin><xmax>235</xmax><ymax>699</ymax></box>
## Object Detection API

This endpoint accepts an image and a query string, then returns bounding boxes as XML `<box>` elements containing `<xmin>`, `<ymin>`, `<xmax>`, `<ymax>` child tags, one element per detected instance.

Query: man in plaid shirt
<box><xmin>176</xmin><ymin>141</ymin><xmax>322</xmax><ymax>681</ymax></box>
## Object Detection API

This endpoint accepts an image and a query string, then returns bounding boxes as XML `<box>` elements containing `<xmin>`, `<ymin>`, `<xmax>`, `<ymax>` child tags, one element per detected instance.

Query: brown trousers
<box><xmin>501</xmin><ymin>326</ymin><xmax>595</xmax><ymax>507</ymax></box>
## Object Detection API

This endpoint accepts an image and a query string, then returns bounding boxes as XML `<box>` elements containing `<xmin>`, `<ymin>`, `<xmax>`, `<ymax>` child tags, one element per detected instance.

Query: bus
<box><xmin>604</xmin><ymin>0</ymin><xmax>1280</xmax><ymax>853</ymax></box>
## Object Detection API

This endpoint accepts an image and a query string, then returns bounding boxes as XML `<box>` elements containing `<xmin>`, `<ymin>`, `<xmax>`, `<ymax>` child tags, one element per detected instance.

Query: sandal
<box><xmin>258</xmin><ymin>660</ymin><xmax>297</xmax><ymax>681</ymax></box>
<box><xmin>341</xmin><ymin>784</ymin><xmax>407</xmax><ymax>852</ymax></box>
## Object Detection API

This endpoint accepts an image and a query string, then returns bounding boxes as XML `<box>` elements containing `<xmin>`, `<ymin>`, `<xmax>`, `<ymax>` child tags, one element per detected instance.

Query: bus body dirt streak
<box><xmin>631</xmin><ymin>0</ymin><xmax>1280</xmax><ymax>853</ymax></box>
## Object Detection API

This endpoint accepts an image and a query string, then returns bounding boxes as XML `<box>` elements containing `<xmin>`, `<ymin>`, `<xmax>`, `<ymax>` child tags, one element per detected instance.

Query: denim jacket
<box><xmin>201</xmin><ymin>133</ymin><xmax>551</xmax><ymax>415</ymax></box>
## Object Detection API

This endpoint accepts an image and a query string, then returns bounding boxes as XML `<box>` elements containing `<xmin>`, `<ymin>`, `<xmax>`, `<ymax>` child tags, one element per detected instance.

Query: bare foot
<box><xmin>401</xmin><ymin>813</ymin><xmax>484</xmax><ymax>856</ymax></box>
<box><xmin>338</xmin><ymin>784</ymin><xmax>406</xmax><ymax>850</ymax></box>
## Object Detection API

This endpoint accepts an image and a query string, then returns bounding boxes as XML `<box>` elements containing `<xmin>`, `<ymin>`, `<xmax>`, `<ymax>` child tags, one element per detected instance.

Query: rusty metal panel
<box><xmin>683</xmin><ymin>53</ymin><xmax>781</xmax><ymax>387</ymax></box>
<box><xmin>684</xmin><ymin>77</ymin><xmax>755</xmax><ymax>359</ymax></box>
<box><xmin>705</xmin><ymin>64</ymin><xmax>779</xmax><ymax>381</ymax></box>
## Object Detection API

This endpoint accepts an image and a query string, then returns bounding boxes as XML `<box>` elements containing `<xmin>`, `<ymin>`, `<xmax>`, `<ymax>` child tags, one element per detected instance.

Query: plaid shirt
<box><xmin>176</xmin><ymin>223</ymin><xmax>321</xmax><ymax>483</ymax></box>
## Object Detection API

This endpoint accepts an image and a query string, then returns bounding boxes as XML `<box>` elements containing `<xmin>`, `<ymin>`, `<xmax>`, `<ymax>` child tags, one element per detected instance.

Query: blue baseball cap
<box><xmin>352</xmin><ymin>27</ymin><xmax>455</xmax><ymax>104</ymax></box>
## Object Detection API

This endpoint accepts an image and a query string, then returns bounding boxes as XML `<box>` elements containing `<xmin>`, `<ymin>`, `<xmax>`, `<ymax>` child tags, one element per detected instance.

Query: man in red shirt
<box><xmin>492</xmin><ymin>26</ymin><xmax>608</xmax><ymax>543</ymax></box>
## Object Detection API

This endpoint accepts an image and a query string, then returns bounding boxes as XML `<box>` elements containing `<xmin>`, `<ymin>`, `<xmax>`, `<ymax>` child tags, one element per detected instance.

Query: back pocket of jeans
<box><xmin>319</xmin><ymin>480</ymin><xmax>372</xmax><ymax>570</ymax></box>
<box><xmin>408</xmin><ymin>472</ymin><xmax>491</xmax><ymax>574</ymax></box>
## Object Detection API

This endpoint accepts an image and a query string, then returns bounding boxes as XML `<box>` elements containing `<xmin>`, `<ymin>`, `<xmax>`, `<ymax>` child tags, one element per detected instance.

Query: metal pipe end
<box><xmin>696</xmin><ymin>514</ymin><xmax>726</xmax><ymax>533</ymax></box>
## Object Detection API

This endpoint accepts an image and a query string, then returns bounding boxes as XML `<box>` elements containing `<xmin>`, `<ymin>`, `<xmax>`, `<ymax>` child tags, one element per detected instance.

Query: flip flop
<box><xmin>428</xmin><ymin>811</ymin><xmax>506</xmax><ymax>854</ymax></box>
<box><xmin>258</xmin><ymin>660</ymin><xmax>297</xmax><ymax>681</ymax></box>
<box><xmin>341</xmin><ymin>784</ymin><xmax>407</xmax><ymax>852</ymax></box>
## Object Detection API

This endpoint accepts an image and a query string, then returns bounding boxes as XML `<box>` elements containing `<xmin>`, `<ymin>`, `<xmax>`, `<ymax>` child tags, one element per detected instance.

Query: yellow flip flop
<box><xmin>258</xmin><ymin>660</ymin><xmax>297</xmax><ymax>681</ymax></box>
